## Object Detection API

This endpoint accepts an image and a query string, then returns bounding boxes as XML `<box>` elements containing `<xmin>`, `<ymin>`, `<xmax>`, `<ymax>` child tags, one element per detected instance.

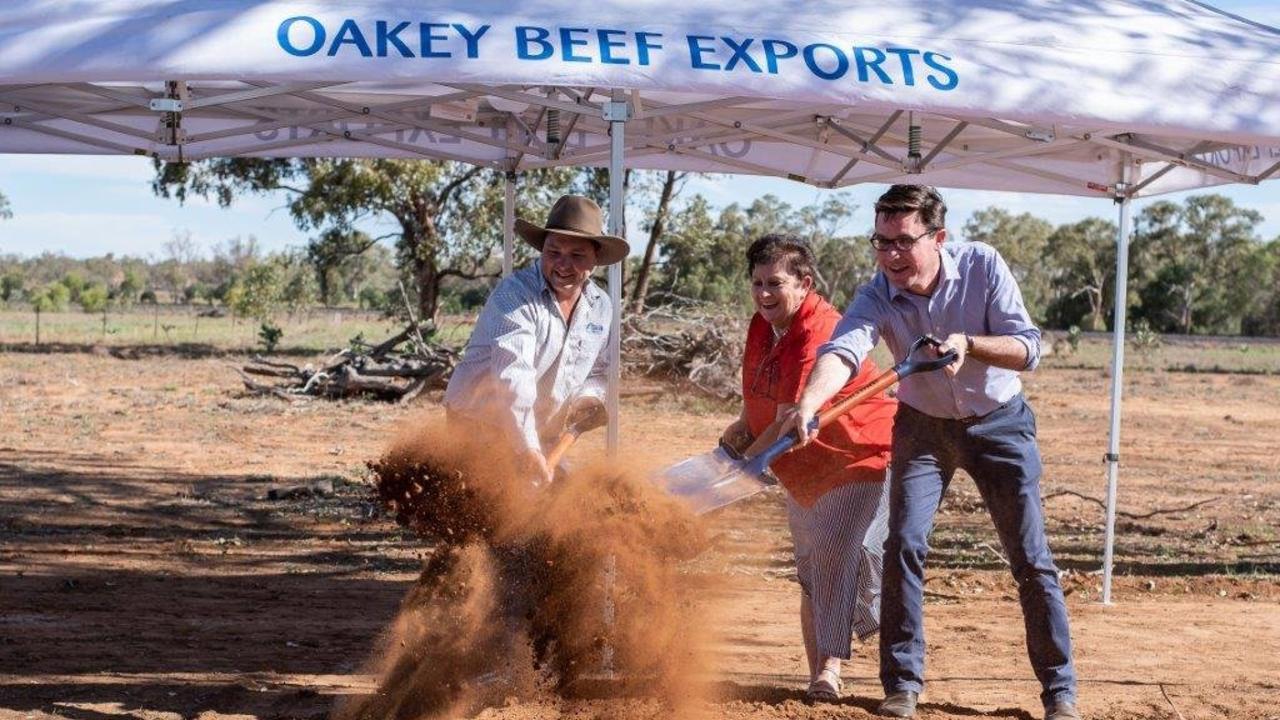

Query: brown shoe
<box><xmin>877</xmin><ymin>690</ymin><xmax>918</xmax><ymax>718</ymax></box>
<box><xmin>1045</xmin><ymin>701</ymin><xmax>1081</xmax><ymax>720</ymax></box>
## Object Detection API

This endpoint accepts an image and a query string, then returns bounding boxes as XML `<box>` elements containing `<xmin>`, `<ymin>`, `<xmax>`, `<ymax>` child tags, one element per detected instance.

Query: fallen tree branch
<box><xmin>238</xmin><ymin>320</ymin><xmax>458</xmax><ymax>402</ymax></box>
<box><xmin>1159</xmin><ymin>683</ymin><xmax>1187</xmax><ymax>720</ymax></box>
<box><xmin>1042</xmin><ymin>490</ymin><xmax>1219</xmax><ymax>519</ymax></box>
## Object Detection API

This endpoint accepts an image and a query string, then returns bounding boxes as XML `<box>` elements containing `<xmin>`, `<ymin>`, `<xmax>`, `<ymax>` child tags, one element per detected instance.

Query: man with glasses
<box><xmin>780</xmin><ymin>185</ymin><xmax>1079</xmax><ymax>720</ymax></box>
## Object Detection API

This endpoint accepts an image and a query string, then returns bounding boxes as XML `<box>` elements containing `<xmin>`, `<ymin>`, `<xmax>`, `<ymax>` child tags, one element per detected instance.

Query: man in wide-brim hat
<box><xmin>444</xmin><ymin>194</ymin><xmax>629</xmax><ymax>486</ymax></box>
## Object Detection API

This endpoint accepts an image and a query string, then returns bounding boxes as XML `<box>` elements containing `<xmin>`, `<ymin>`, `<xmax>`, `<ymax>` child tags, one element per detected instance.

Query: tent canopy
<box><xmin>2</xmin><ymin>0</ymin><xmax>1279</xmax><ymax>197</ymax></box>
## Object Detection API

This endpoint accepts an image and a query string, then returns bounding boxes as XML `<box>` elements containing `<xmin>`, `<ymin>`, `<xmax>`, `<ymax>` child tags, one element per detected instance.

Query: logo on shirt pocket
<box><xmin>586</xmin><ymin>322</ymin><xmax>605</xmax><ymax>335</ymax></box>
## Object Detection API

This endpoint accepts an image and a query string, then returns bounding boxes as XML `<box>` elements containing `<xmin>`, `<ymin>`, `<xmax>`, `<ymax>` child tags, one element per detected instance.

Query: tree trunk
<box><xmin>629</xmin><ymin>170</ymin><xmax>678</xmax><ymax>314</ymax></box>
<box><xmin>413</xmin><ymin>249</ymin><xmax>441</xmax><ymax>322</ymax></box>
<box><xmin>1087</xmin><ymin>287</ymin><xmax>1103</xmax><ymax>331</ymax></box>
<box><xmin>35</xmin><ymin>308</ymin><xmax>41</xmax><ymax>345</ymax></box>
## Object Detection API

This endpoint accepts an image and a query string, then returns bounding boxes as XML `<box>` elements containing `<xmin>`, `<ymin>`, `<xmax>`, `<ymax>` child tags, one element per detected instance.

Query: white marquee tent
<box><xmin>4</xmin><ymin>0</ymin><xmax>1279</xmax><ymax>601</ymax></box>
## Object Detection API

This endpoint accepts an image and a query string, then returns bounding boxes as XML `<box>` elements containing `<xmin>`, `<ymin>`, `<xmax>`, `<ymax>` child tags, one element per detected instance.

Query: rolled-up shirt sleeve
<box><xmin>817</xmin><ymin>284</ymin><xmax>882</xmax><ymax>374</ymax></box>
<box><xmin>487</xmin><ymin>300</ymin><xmax>544</xmax><ymax>453</ymax></box>
<box><xmin>985</xmin><ymin>249</ymin><xmax>1042</xmax><ymax>371</ymax></box>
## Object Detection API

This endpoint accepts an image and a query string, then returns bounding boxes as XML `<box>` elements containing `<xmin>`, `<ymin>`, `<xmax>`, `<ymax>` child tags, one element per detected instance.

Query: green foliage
<box><xmin>228</xmin><ymin>262</ymin><xmax>284</xmax><ymax>322</ymax></box>
<box><xmin>153</xmin><ymin>157</ymin><xmax>582</xmax><ymax>320</ymax></box>
<box><xmin>963</xmin><ymin>207</ymin><xmax>1054</xmax><ymax>320</ymax></box>
<box><xmin>0</xmin><ymin>189</ymin><xmax>11</xmax><ymax>220</ymax></box>
<box><xmin>1130</xmin><ymin>194</ymin><xmax>1266</xmax><ymax>334</ymax></box>
<box><xmin>1066</xmin><ymin>325</ymin><xmax>1083</xmax><ymax>353</ymax></box>
<box><xmin>358</xmin><ymin>286</ymin><xmax>392</xmax><ymax>312</ymax></box>
<box><xmin>78</xmin><ymin>283</ymin><xmax>110</xmax><ymax>313</ymax></box>
<box><xmin>278</xmin><ymin>255</ymin><xmax>318</xmax><ymax>316</ymax></box>
<box><xmin>31</xmin><ymin>283</ymin><xmax>70</xmax><ymax>313</ymax></box>
<box><xmin>1129</xmin><ymin>318</ymin><xmax>1163</xmax><ymax>363</ymax></box>
<box><xmin>1</xmin><ymin>272</ymin><xmax>23</xmax><ymax>303</ymax></box>
<box><xmin>60</xmin><ymin>271</ymin><xmax>88</xmax><ymax>302</ymax></box>
<box><xmin>1241</xmin><ymin>239</ymin><xmax>1280</xmax><ymax>336</ymax></box>
<box><xmin>1043</xmin><ymin>217</ymin><xmax>1118</xmax><ymax>331</ymax></box>
<box><xmin>258</xmin><ymin>322</ymin><xmax>284</xmax><ymax>353</ymax></box>
<box><xmin>116</xmin><ymin>268</ymin><xmax>144</xmax><ymax>307</ymax></box>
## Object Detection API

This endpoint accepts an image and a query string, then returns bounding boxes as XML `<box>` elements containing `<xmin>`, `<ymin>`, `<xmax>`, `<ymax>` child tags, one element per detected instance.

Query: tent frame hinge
<box><xmin>601</xmin><ymin>100</ymin><xmax>632</xmax><ymax>123</ymax></box>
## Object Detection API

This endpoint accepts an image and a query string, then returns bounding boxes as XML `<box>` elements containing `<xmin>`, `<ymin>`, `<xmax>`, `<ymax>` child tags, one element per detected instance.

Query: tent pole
<box><xmin>1101</xmin><ymin>157</ymin><xmax>1134</xmax><ymax>606</ymax></box>
<box><xmin>502</xmin><ymin>171</ymin><xmax>515</xmax><ymax>277</ymax></box>
<box><xmin>604</xmin><ymin>89</ymin><xmax>630</xmax><ymax>456</ymax></box>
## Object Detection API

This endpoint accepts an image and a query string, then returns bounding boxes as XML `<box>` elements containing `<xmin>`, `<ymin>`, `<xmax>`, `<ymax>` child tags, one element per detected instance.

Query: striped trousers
<box><xmin>785</xmin><ymin>476</ymin><xmax>890</xmax><ymax>660</ymax></box>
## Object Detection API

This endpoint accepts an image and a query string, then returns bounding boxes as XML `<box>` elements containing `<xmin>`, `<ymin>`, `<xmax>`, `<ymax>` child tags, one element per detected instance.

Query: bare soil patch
<box><xmin>1</xmin><ymin>353</ymin><xmax>1277</xmax><ymax>720</ymax></box>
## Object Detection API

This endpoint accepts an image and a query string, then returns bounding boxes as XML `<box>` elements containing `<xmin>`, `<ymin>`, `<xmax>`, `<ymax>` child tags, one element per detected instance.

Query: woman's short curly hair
<box><xmin>746</xmin><ymin>234</ymin><xmax>817</xmax><ymax>280</ymax></box>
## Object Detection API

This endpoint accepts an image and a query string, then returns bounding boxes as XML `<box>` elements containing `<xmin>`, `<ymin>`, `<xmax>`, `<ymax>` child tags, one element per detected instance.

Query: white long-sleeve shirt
<box><xmin>443</xmin><ymin>263</ymin><xmax>612</xmax><ymax>452</ymax></box>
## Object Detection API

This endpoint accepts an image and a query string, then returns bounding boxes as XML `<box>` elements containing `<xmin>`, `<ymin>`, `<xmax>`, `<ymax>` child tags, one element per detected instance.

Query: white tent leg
<box><xmin>600</xmin><ymin>88</ymin><xmax>631</xmax><ymax>680</ymax></box>
<box><xmin>1101</xmin><ymin>158</ymin><xmax>1134</xmax><ymax>606</ymax></box>
<box><xmin>502</xmin><ymin>171</ymin><xmax>515</xmax><ymax>277</ymax></box>
<box><xmin>604</xmin><ymin>89</ymin><xmax>629</xmax><ymax>455</ymax></box>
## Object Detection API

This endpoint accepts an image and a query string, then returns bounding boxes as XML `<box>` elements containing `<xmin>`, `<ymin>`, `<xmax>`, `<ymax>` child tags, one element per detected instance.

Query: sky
<box><xmin>1</xmin><ymin>0</ymin><xmax>1278</xmax><ymax>261</ymax></box>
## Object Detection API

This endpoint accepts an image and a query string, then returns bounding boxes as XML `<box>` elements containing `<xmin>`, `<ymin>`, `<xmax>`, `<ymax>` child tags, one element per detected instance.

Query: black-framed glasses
<box><xmin>868</xmin><ymin>227</ymin><xmax>937</xmax><ymax>252</ymax></box>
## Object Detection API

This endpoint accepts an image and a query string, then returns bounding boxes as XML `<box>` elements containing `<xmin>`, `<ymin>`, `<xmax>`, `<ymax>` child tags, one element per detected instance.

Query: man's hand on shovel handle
<box><xmin>522</xmin><ymin>448</ymin><xmax>554</xmax><ymax>489</ymax></box>
<box><xmin>937</xmin><ymin>333</ymin><xmax>970</xmax><ymax>378</ymax></box>
<box><xmin>778</xmin><ymin>404</ymin><xmax>818</xmax><ymax>449</ymax></box>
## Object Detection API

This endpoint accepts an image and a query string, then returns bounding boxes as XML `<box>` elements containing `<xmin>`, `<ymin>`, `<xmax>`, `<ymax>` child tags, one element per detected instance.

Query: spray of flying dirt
<box><xmin>339</xmin><ymin>415</ymin><xmax>716</xmax><ymax>720</ymax></box>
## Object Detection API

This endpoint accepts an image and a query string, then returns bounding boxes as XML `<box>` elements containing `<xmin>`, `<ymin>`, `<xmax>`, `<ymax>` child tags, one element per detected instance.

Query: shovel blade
<box><xmin>654</xmin><ymin>447</ymin><xmax>773</xmax><ymax>515</ymax></box>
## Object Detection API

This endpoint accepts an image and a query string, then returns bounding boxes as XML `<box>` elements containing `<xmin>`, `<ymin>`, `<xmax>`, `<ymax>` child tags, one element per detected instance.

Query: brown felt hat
<box><xmin>515</xmin><ymin>195</ymin><xmax>630</xmax><ymax>265</ymax></box>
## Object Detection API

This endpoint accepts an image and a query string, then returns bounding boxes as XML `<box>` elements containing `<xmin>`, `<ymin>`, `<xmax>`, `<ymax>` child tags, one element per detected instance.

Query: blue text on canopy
<box><xmin>277</xmin><ymin>17</ymin><xmax>958</xmax><ymax>90</ymax></box>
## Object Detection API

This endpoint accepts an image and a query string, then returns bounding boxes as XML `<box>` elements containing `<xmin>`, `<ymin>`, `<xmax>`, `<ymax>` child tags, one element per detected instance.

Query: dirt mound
<box><xmin>356</xmin><ymin>417</ymin><xmax>714</xmax><ymax>718</ymax></box>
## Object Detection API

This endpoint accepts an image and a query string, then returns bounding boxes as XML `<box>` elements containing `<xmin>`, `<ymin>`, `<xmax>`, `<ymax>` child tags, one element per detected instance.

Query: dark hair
<box><xmin>746</xmin><ymin>234</ymin><xmax>817</xmax><ymax>280</ymax></box>
<box><xmin>874</xmin><ymin>184</ymin><xmax>947</xmax><ymax>230</ymax></box>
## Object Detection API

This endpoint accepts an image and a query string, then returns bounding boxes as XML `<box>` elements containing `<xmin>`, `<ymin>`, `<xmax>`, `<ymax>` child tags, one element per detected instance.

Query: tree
<box><xmin>158</xmin><ymin>230</ymin><xmax>200</xmax><ymax>303</ymax></box>
<box><xmin>227</xmin><ymin>262</ymin><xmax>284</xmax><ymax>323</ymax></box>
<box><xmin>1</xmin><ymin>272</ymin><xmax>23</xmax><ymax>304</ymax></box>
<box><xmin>1131</xmin><ymin>194</ymin><xmax>1266</xmax><ymax>334</ymax></box>
<box><xmin>962</xmin><ymin>207</ymin><xmax>1054</xmax><ymax>321</ymax></box>
<box><xmin>1043</xmin><ymin>218</ymin><xmax>1117</xmax><ymax>331</ymax></box>
<box><xmin>654</xmin><ymin>195</ymin><xmax>746</xmax><ymax>306</ymax></box>
<box><xmin>60</xmin><ymin>271</ymin><xmax>88</xmax><ymax>303</ymax></box>
<box><xmin>116</xmin><ymin>268</ymin><xmax>144</xmax><ymax>308</ymax></box>
<box><xmin>630</xmin><ymin>170</ymin><xmax>687</xmax><ymax>313</ymax></box>
<box><xmin>153</xmin><ymin>159</ymin><xmax>580</xmax><ymax>321</ymax></box>
<box><xmin>30</xmin><ymin>283</ymin><xmax>69</xmax><ymax>345</ymax></box>
<box><xmin>307</xmin><ymin>228</ymin><xmax>378</xmax><ymax>306</ymax></box>
<box><xmin>79</xmin><ymin>283</ymin><xmax>109</xmax><ymax>313</ymax></box>
<box><xmin>797</xmin><ymin>195</ymin><xmax>875</xmax><ymax>309</ymax></box>
<box><xmin>1241</xmin><ymin>239</ymin><xmax>1280</xmax><ymax>336</ymax></box>
<box><xmin>278</xmin><ymin>254</ymin><xmax>318</xmax><ymax>318</ymax></box>
<box><xmin>0</xmin><ymin>190</ymin><xmax>12</xmax><ymax>220</ymax></box>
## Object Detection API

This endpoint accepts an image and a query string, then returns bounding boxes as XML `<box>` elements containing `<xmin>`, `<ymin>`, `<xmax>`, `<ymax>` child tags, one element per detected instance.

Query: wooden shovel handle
<box><xmin>812</xmin><ymin>368</ymin><xmax>901</xmax><ymax>431</ymax></box>
<box><xmin>545</xmin><ymin>432</ymin><xmax>579</xmax><ymax>468</ymax></box>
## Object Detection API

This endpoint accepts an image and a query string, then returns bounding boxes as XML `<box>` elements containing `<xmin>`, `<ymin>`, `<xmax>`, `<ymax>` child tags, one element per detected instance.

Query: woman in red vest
<box><xmin>721</xmin><ymin>234</ymin><xmax>897</xmax><ymax>703</ymax></box>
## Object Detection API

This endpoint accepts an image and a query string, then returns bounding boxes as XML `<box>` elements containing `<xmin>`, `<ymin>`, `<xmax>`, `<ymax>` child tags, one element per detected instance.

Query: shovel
<box><xmin>655</xmin><ymin>335</ymin><xmax>958</xmax><ymax>514</ymax></box>
<box><xmin>545</xmin><ymin>398</ymin><xmax>610</xmax><ymax>472</ymax></box>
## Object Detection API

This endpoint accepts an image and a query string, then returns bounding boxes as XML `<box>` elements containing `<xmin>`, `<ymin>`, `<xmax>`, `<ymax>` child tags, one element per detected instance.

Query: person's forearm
<box><xmin>970</xmin><ymin>334</ymin><xmax>1031</xmax><ymax>371</ymax></box>
<box><xmin>797</xmin><ymin>353</ymin><xmax>855</xmax><ymax>413</ymax></box>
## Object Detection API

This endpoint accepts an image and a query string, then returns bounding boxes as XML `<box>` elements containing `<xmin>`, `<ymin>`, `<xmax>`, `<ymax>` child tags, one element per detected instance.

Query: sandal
<box><xmin>805</xmin><ymin>668</ymin><xmax>842</xmax><ymax>703</ymax></box>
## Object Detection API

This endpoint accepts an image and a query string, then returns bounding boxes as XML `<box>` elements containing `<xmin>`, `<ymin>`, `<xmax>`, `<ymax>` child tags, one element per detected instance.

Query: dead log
<box><xmin>237</xmin><ymin>320</ymin><xmax>459</xmax><ymax>402</ymax></box>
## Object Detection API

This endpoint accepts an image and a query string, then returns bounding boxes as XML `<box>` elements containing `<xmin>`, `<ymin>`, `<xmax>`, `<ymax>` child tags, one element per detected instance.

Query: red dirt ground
<box><xmin>1</xmin><ymin>352</ymin><xmax>1277</xmax><ymax>720</ymax></box>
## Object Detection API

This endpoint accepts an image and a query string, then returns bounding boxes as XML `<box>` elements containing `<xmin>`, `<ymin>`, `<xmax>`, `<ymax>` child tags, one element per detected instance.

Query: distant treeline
<box><xmin>2</xmin><ymin>188</ymin><xmax>1278</xmax><ymax>337</ymax></box>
